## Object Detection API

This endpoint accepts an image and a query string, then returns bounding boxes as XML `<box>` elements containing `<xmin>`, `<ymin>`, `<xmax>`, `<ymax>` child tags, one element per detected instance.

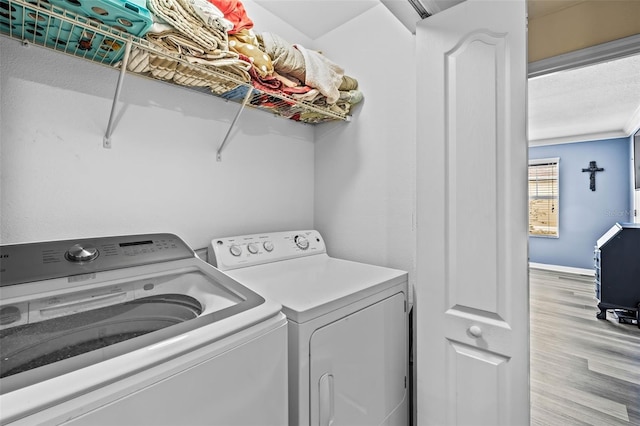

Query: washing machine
<box><xmin>208</xmin><ymin>230</ymin><xmax>409</xmax><ymax>426</ymax></box>
<box><xmin>0</xmin><ymin>233</ymin><xmax>288</xmax><ymax>426</ymax></box>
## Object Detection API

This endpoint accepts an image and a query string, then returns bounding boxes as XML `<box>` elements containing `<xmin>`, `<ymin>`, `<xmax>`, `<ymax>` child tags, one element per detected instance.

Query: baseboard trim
<box><xmin>529</xmin><ymin>262</ymin><xmax>595</xmax><ymax>277</ymax></box>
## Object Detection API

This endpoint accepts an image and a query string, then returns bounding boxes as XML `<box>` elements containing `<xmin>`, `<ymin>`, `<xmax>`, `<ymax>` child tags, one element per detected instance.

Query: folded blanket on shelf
<box><xmin>289</xmin><ymin>88</ymin><xmax>321</xmax><ymax>102</ymax></box>
<box><xmin>188</xmin><ymin>0</ymin><xmax>233</xmax><ymax>32</ymax></box>
<box><xmin>294</xmin><ymin>44</ymin><xmax>344</xmax><ymax>104</ymax></box>
<box><xmin>259</xmin><ymin>32</ymin><xmax>306</xmax><ymax>83</ymax></box>
<box><xmin>147</xmin><ymin>0</ymin><xmax>228</xmax><ymax>51</ymax></box>
<box><xmin>123</xmin><ymin>0</ymin><xmax>361</xmax><ymax>121</ymax></box>
<box><xmin>150</xmin><ymin>31</ymin><xmax>251</xmax><ymax>79</ymax></box>
<box><xmin>126</xmin><ymin>37</ymin><xmax>251</xmax><ymax>94</ymax></box>
<box><xmin>233</xmin><ymin>54</ymin><xmax>308</xmax><ymax>96</ymax></box>
<box><xmin>147</xmin><ymin>30</ymin><xmax>229</xmax><ymax>59</ymax></box>
<box><xmin>124</xmin><ymin>0</ymin><xmax>255</xmax><ymax>94</ymax></box>
<box><xmin>259</xmin><ymin>32</ymin><xmax>359</xmax><ymax>105</ymax></box>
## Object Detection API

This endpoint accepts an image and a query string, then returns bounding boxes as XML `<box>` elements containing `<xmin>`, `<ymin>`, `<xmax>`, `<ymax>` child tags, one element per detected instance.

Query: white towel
<box><xmin>294</xmin><ymin>44</ymin><xmax>344</xmax><ymax>104</ymax></box>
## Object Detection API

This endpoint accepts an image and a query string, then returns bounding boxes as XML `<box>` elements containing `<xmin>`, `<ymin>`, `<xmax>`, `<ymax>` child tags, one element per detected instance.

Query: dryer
<box><xmin>0</xmin><ymin>233</ymin><xmax>288</xmax><ymax>425</ymax></box>
<box><xmin>209</xmin><ymin>230</ymin><xmax>409</xmax><ymax>426</ymax></box>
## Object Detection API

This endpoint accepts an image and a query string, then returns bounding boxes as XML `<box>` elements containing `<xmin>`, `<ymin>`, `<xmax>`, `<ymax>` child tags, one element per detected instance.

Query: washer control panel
<box><xmin>0</xmin><ymin>234</ymin><xmax>195</xmax><ymax>287</ymax></box>
<box><xmin>208</xmin><ymin>230</ymin><xmax>326</xmax><ymax>271</ymax></box>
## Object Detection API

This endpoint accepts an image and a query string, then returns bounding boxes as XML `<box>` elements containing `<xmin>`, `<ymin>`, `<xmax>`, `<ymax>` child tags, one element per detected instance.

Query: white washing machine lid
<box><xmin>225</xmin><ymin>254</ymin><xmax>407</xmax><ymax>324</ymax></box>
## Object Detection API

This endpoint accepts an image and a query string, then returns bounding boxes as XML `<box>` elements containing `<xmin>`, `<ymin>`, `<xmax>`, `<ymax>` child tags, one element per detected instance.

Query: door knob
<box><xmin>469</xmin><ymin>325</ymin><xmax>483</xmax><ymax>338</ymax></box>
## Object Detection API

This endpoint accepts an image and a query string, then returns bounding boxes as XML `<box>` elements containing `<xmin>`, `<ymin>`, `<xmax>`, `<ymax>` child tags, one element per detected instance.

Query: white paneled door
<box><xmin>415</xmin><ymin>0</ymin><xmax>529</xmax><ymax>425</ymax></box>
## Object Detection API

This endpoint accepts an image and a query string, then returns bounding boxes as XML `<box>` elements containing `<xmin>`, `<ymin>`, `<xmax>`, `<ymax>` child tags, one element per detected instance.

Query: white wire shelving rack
<box><xmin>1</xmin><ymin>0</ymin><xmax>351</xmax><ymax>160</ymax></box>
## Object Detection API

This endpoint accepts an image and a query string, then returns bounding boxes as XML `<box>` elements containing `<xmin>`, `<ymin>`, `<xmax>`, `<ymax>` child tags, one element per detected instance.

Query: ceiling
<box><xmin>251</xmin><ymin>0</ymin><xmax>640</xmax><ymax>144</ymax></box>
<box><xmin>252</xmin><ymin>0</ymin><xmax>576</xmax><ymax>42</ymax></box>
<box><xmin>528</xmin><ymin>54</ymin><xmax>640</xmax><ymax>145</ymax></box>
<box><xmin>527</xmin><ymin>0</ymin><xmax>585</xmax><ymax>20</ymax></box>
<box><xmin>252</xmin><ymin>0</ymin><xmax>379</xmax><ymax>40</ymax></box>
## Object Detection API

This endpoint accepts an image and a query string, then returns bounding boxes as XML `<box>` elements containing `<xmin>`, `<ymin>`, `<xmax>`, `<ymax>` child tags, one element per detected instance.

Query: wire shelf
<box><xmin>1</xmin><ymin>0</ymin><xmax>351</xmax><ymax>124</ymax></box>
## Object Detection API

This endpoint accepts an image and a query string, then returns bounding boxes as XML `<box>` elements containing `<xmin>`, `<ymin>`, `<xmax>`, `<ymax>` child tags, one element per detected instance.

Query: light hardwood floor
<box><xmin>530</xmin><ymin>268</ymin><xmax>640</xmax><ymax>425</ymax></box>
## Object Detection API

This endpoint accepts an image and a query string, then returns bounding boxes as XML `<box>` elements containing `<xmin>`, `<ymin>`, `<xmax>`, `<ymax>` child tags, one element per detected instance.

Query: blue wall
<box><xmin>529</xmin><ymin>137</ymin><xmax>632</xmax><ymax>269</ymax></box>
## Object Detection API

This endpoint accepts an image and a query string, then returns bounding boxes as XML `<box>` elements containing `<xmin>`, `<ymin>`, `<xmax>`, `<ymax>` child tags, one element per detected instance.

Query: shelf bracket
<box><xmin>103</xmin><ymin>41</ymin><xmax>132</xmax><ymax>149</ymax></box>
<box><xmin>216</xmin><ymin>87</ymin><xmax>253</xmax><ymax>162</ymax></box>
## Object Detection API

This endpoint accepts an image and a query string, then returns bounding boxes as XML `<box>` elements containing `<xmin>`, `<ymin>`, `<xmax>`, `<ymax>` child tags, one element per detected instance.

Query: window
<box><xmin>529</xmin><ymin>158</ymin><xmax>559</xmax><ymax>237</ymax></box>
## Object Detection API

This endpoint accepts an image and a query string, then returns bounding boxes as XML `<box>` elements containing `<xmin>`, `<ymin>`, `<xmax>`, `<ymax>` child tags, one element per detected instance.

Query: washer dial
<box><xmin>263</xmin><ymin>241</ymin><xmax>274</xmax><ymax>252</ymax></box>
<box><xmin>247</xmin><ymin>243</ymin><xmax>259</xmax><ymax>254</ymax></box>
<box><xmin>65</xmin><ymin>244</ymin><xmax>99</xmax><ymax>262</ymax></box>
<box><xmin>0</xmin><ymin>306</ymin><xmax>22</xmax><ymax>325</ymax></box>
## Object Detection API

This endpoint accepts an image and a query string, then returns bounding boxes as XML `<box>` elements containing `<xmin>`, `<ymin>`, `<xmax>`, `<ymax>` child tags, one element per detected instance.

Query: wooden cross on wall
<box><xmin>582</xmin><ymin>161</ymin><xmax>604</xmax><ymax>191</ymax></box>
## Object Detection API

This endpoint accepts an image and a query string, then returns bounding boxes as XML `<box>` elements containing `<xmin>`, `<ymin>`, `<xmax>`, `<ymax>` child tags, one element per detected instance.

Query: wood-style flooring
<box><xmin>530</xmin><ymin>268</ymin><xmax>640</xmax><ymax>425</ymax></box>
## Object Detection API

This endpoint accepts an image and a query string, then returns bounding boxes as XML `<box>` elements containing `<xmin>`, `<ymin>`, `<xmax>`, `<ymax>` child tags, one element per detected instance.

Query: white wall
<box><xmin>314</xmin><ymin>5</ymin><xmax>417</xmax><ymax>294</ymax></box>
<box><xmin>0</xmin><ymin>2</ymin><xmax>417</xmax><ymax>272</ymax></box>
<box><xmin>0</xmin><ymin>3</ymin><xmax>318</xmax><ymax>250</ymax></box>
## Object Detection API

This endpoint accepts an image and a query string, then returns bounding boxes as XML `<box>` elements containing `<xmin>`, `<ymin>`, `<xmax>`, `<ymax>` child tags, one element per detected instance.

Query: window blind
<box><xmin>529</xmin><ymin>158</ymin><xmax>559</xmax><ymax>237</ymax></box>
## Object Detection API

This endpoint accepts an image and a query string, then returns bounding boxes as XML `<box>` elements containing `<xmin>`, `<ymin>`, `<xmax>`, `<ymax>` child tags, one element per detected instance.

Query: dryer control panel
<box><xmin>209</xmin><ymin>230</ymin><xmax>326</xmax><ymax>271</ymax></box>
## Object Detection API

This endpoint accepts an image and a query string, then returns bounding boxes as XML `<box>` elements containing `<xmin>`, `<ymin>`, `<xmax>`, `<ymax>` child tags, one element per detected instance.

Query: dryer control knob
<box><xmin>294</xmin><ymin>235</ymin><xmax>309</xmax><ymax>250</ymax></box>
<box><xmin>247</xmin><ymin>243</ymin><xmax>259</xmax><ymax>254</ymax></box>
<box><xmin>229</xmin><ymin>244</ymin><xmax>242</xmax><ymax>257</ymax></box>
<box><xmin>65</xmin><ymin>244</ymin><xmax>99</xmax><ymax>262</ymax></box>
<box><xmin>263</xmin><ymin>241</ymin><xmax>274</xmax><ymax>252</ymax></box>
